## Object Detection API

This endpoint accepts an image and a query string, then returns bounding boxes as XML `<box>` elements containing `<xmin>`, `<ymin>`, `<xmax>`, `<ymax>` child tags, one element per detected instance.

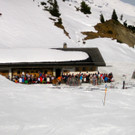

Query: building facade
<box><xmin>0</xmin><ymin>48</ymin><xmax>106</xmax><ymax>79</ymax></box>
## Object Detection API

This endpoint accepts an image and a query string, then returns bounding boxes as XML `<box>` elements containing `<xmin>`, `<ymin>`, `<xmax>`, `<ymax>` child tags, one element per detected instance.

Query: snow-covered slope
<box><xmin>0</xmin><ymin>0</ymin><xmax>134</xmax><ymax>48</ymax></box>
<box><xmin>0</xmin><ymin>75</ymin><xmax>135</xmax><ymax>135</ymax></box>
<box><xmin>0</xmin><ymin>1</ymin><xmax>135</xmax><ymax>134</ymax></box>
<box><xmin>0</xmin><ymin>0</ymin><xmax>135</xmax><ymax>79</ymax></box>
<box><xmin>0</xmin><ymin>0</ymin><xmax>72</xmax><ymax>48</ymax></box>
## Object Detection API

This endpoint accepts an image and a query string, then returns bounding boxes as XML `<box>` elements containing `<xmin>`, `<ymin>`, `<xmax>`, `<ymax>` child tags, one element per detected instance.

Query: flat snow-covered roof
<box><xmin>0</xmin><ymin>48</ymin><xmax>88</xmax><ymax>63</ymax></box>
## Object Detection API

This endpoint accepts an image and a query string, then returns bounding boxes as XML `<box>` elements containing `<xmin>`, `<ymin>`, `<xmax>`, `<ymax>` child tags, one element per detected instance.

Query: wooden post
<box><xmin>53</xmin><ymin>68</ymin><xmax>56</xmax><ymax>77</ymax></box>
<box><xmin>122</xmin><ymin>74</ymin><xmax>126</xmax><ymax>89</ymax></box>
<box><xmin>123</xmin><ymin>81</ymin><xmax>125</xmax><ymax>89</ymax></box>
<box><xmin>9</xmin><ymin>68</ymin><xmax>12</xmax><ymax>80</ymax></box>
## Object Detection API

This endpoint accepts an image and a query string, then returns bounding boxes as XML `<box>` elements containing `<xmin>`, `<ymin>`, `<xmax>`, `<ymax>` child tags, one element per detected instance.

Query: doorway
<box><xmin>56</xmin><ymin>68</ymin><xmax>61</xmax><ymax>78</ymax></box>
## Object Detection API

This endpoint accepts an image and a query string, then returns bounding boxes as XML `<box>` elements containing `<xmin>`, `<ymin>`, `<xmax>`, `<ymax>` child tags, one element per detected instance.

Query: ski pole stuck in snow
<box><xmin>103</xmin><ymin>84</ymin><xmax>107</xmax><ymax>106</ymax></box>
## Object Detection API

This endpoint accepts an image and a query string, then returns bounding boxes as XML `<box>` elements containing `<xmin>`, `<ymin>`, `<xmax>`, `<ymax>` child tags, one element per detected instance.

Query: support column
<box><xmin>9</xmin><ymin>68</ymin><xmax>12</xmax><ymax>80</ymax></box>
<box><xmin>53</xmin><ymin>68</ymin><xmax>56</xmax><ymax>77</ymax></box>
<box><xmin>96</xmin><ymin>67</ymin><xmax>98</xmax><ymax>71</ymax></box>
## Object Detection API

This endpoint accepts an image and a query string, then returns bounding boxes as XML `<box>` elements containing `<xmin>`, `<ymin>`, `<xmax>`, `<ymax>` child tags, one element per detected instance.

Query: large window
<box><xmin>75</xmin><ymin>66</ymin><xmax>97</xmax><ymax>72</ymax></box>
<box><xmin>75</xmin><ymin>67</ymin><xmax>80</xmax><ymax>71</ymax></box>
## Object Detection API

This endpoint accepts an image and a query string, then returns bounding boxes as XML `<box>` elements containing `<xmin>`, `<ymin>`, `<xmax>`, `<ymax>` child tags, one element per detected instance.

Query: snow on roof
<box><xmin>0</xmin><ymin>48</ymin><xmax>88</xmax><ymax>63</ymax></box>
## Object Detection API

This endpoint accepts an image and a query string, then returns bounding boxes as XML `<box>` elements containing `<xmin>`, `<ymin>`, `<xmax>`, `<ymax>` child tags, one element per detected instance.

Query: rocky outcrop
<box><xmin>82</xmin><ymin>20</ymin><xmax>135</xmax><ymax>47</ymax></box>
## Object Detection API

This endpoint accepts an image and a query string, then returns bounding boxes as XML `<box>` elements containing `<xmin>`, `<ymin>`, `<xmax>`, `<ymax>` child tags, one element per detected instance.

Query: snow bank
<box><xmin>0</xmin><ymin>76</ymin><xmax>135</xmax><ymax>135</ymax></box>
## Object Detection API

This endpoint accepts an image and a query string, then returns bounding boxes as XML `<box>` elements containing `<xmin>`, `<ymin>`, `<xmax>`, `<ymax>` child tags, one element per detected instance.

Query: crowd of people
<box><xmin>10</xmin><ymin>71</ymin><xmax>114</xmax><ymax>86</ymax></box>
<box><xmin>62</xmin><ymin>72</ymin><xmax>113</xmax><ymax>86</ymax></box>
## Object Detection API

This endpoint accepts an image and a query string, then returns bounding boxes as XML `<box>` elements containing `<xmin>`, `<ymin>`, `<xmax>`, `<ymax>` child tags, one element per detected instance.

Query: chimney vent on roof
<box><xmin>63</xmin><ymin>43</ymin><xmax>67</xmax><ymax>48</ymax></box>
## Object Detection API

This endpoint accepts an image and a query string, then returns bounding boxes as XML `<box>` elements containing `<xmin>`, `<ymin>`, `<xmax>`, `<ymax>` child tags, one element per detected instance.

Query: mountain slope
<box><xmin>0</xmin><ymin>0</ymin><xmax>71</xmax><ymax>48</ymax></box>
<box><xmin>0</xmin><ymin>0</ymin><xmax>134</xmax><ymax>48</ymax></box>
<box><xmin>82</xmin><ymin>19</ymin><xmax>135</xmax><ymax>47</ymax></box>
<box><xmin>0</xmin><ymin>0</ymin><xmax>135</xmax><ymax>80</ymax></box>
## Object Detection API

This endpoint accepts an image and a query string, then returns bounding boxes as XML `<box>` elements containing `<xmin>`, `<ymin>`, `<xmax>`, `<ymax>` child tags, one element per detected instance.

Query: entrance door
<box><xmin>56</xmin><ymin>68</ymin><xmax>61</xmax><ymax>78</ymax></box>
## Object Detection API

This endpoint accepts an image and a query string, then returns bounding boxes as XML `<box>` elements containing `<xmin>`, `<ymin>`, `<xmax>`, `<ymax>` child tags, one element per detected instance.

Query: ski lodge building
<box><xmin>0</xmin><ymin>47</ymin><xmax>106</xmax><ymax>80</ymax></box>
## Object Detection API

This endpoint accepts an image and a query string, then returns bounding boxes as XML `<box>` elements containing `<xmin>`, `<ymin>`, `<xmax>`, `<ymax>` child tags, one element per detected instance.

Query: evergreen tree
<box><xmin>49</xmin><ymin>0</ymin><xmax>61</xmax><ymax>17</ymax></box>
<box><xmin>80</xmin><ymin>1</ymin><xmax>91</xmax><ymax>14</ymax></box>
<box><xmin>40</xmin><ymin>1</ymin><xmax>46</xmax><ymax>6</ymax></box>
<box><xmin>111</xmin><ymin>9</ymin><xmax>118</xmax><ymax>21</ymax></box>
<box><xmin>123</xmin><ymin>20</ymin><xmax>127</xmax><ymax>27</ymax></box>
<box><xmin>120</xmin><ymin>14</ymin><xmax>123</xmax><ymax>21</ymax></box>
<box><xmin>100</xmin><ymin>14</ymin><xmax>105</xmax><ymax>23</ymax></box>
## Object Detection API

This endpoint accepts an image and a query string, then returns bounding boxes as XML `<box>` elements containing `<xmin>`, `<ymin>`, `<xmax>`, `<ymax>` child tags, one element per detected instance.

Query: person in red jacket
<box><xmin>40</xmin><ymin>76</ymin><xmax>43</xmax><ymax>83</ymax></box>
